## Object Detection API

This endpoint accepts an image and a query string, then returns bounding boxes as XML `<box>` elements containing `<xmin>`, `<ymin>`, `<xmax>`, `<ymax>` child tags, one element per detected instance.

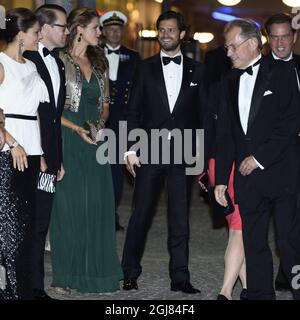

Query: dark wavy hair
<box><xmin>0</xmin><ymin>8</ymin><xmax>38</xmax><ymax>44</ymax></box>
<box><xmin>66</xmin><ymin>7</ymin><xmax>107</xmax><ymax>73</ymax></box>
<box><xmin>156</xmin><ymin>10</ymin><xmax>186</xmax><ymax>32</ymax></box>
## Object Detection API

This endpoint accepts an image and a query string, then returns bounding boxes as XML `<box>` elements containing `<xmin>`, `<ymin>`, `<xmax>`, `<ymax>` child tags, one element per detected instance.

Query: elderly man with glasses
<box><xmin>215</xmin><ymin>19</ymin><xmax>300</xmax><ymax>300</ymax></box>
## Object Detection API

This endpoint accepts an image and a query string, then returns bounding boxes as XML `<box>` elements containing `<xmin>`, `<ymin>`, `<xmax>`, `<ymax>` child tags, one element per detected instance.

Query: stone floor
<box><xmin>44</xmin><ymin>178</ymin><xmax>293</xmax><ymax>300</ymax></box>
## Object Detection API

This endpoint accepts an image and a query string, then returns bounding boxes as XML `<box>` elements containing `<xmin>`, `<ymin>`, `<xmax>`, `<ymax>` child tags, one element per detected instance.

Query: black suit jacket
<box><xmin>107</xmin><ymin>45</ymin><xmax>140</xmax><ymax>131</ymax></box>
<box><xmin>216</xmin><ymin>56</ymin><xmax>300</xmax><ymax>204</ymax></box>
<box><xmin>127</xmin><ymin>53</ymin><xmax>205</xmax><ymax>166</ymax></box>
<box><xmin>23</xmin><ymin>50</ymin><xmax>66</xmax><ymax>173</ymax></box>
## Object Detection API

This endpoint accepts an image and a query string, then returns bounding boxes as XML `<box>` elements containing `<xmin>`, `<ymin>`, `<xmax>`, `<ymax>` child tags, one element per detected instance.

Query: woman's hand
<box><xmin>11</xmin><ymin>144</ymin><xmax>28</xmax><ymax>171</ymax></box>
<box><xmin>75</xmin><ymin>126</ymin><xmax>97</xmax><ymax>145</ymax></box>
<box><xmin>40</xmin><ymin>156</ymin><xmax>48</xmax><ymax>172</ymax></box>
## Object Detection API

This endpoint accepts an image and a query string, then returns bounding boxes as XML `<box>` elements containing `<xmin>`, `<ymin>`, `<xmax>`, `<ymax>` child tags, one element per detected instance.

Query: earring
<box><xmin>78</xmin><ymin>33</ymin><xmax>82</xmax><ymax>42</ymax></box>
<box><xmin>18</xmin><ymin>39</ymin><xmax>24</xmax><ymax>57</ymax></box>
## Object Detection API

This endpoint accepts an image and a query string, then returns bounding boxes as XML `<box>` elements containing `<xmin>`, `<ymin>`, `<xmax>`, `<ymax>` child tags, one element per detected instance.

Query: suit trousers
<box><xmin>31</xmin><ymin>184</ymin><xmax>55</xmax><ymax>290</ymax></box>
<box><xmin>122</xmin><ymin>164</ymin><xmax>193</xmax><ymax>283</ymax></box>
<box><xmin>239</xmin><ymin>191</ymin><xmax>300</xmax><ymax>300</ymax></box>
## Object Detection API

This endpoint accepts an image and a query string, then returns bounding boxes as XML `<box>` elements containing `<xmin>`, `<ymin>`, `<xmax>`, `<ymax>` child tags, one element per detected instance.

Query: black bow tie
<box><xmin>106</xmin><ymin>47</ymin><xmax>120</xmax><ymax>55</ymax></box>
<box><xmin>43</xmin><ymin>47</ymin><xmax>56</xmax><ymax>58</ymax></box>
<box><xmin>162</xmin><ymin>55</ymin><xmax>182</xmax><ymax>66</ymax></box>
<box><xmin>239</xmin><ymin>58</ymin><xmax>261</xmax><ymax>76</ymax></box>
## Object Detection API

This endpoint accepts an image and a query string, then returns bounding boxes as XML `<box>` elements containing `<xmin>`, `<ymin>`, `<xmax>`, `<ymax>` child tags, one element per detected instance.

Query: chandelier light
<box><xmin>194</xmin><ymin>32</ymin><xmax>214</xmax><ymax>43</ymax></box>
<box><xmin>217</xmin><ymin>0</ymin><xmax>242</xmax><ymax>6</ymax></box>
<box><xmin>282</xmin><ymin>0</ymin><xmax>300</xmax><ymax>7</ymax></box>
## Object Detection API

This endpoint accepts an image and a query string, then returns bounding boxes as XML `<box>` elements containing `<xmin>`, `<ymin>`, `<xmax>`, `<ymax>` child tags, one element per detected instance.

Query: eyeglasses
<box><xmin>52</xmin><ymin>23</ymin><xmax>68</xmax><ymax>32</ymax></box>
<box><xmin>269</xmin><ymin>33</ymin><xmax>293</xmax><ymax>42</ymax></box>
<box><xmin>224</xmin><ymin>37</ymin><xmax>250</xmax><ymax>52</ymax></box>
<box><xmin>158</xmin><ymin>27</ymin><xmax>179</xmax><ymax>34</ymax></box>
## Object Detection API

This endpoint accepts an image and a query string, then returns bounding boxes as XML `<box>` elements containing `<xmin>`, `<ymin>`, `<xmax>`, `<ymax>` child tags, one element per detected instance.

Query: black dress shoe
<box><xmin>123</xmin><ymin>279</ymin><xmax>138</xmax><ymax>290</ymax></box>
<box><xmin>240</xmin><ymin>288</ymin><xmax>248</xmax><ymax>300</ymax></box>
<box><xmin>275</xmin><ymin>281</ymin><xmax>291</xmax><ymax>291</ymax></box>
<box><xmin>217</xmin><ymin>294</ymin><xmax>229</xmax><ymax>300</ymax></box>
<box><xmin>33</xmin><ymin>289</ymin><xmax>55</xmax><ymax>300</ymax></box>
<box><xmin>116</xmin><ymin>222</ymin><xmax>125</xmax><ymax>231</ymax></box>
<box><xmin>170</xmin><ymin>281</ymin><xmax>201</xmax><ymax>294</ymax></box>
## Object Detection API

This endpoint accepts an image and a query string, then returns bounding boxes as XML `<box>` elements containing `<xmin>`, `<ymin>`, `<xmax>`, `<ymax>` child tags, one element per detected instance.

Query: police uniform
<box><xmin>100</xmin><ymin>11</ymin><xmax>140</xmax><ymax>229</ymax></box>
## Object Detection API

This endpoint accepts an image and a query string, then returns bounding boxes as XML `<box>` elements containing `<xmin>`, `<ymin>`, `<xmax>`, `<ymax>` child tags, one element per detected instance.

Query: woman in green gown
<box><xmin>50</xmin><ymin>8</ymin><xmax>122</xmax><ymax>293</ymax></box>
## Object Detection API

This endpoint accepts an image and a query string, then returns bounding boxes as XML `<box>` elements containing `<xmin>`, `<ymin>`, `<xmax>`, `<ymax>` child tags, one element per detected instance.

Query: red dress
<box><xmin>207</xmin><ymin>158</ymin><xmax>242</xmax><ymax>230</ymax></box>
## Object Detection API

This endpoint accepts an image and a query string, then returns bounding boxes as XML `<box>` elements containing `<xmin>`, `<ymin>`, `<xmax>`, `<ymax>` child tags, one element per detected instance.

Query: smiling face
<box><xmin>157</xmin><ymin>18</ymin><xmax>185</xmax><ymax>55</ymax></box>
<box><xmin>268</xmin><ymin>22</ymin><xmax>296</xmax><ymax>60</ymax></box>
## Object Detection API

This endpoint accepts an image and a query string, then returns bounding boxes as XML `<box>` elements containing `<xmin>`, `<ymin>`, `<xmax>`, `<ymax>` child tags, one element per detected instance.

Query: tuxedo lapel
<box><xmin>152</xmin><ymin>54</ymin><xmax>170</xmax><ymax>114</ymax></box>
<box><xmin>35</xmin><ymin>53</ymin><xmax>56</xmax><ymax>110</ymax></box>
<box><xmin>171</xmin><ymin>56</ymin><xmax>194</xmax><ymax>115</ymax></box>
<box><xmin>55</xmin><ymin>57</ymin><xmax>65</xmax><ymax>114</ymax></box>
<box><xmin>247</xmin><ymin>59</ymin><xmax>271</xmax><ymax>129</ymax></box>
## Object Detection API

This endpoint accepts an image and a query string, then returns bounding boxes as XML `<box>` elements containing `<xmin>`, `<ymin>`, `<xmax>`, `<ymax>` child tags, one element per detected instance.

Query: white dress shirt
<box><xmin>161</xmin><ymin>51</ymin><xmax>183</xmax><ymax>113</ymax></box>
<box><xmin>105</xmin><ymin>44</ymin><xmax>120</xmax><ymax>81</ymax></box>
<box><xmin>238</xmin><ymin>54</ymin><xmax>264</xmax><ymax>169</ymax></box>
<box><xmin>272</xmin><ymin>51</ymin><xmax>293</xmax><ymax>61</ymax></box>
<box><xmin>38</xmin><ymin>42</ymin><xmax>60</xmax><ymax>107</ymax></box>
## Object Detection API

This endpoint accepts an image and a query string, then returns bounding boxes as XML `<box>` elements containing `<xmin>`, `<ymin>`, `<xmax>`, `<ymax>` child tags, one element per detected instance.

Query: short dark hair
<box><xmin>264</xmin><ymin>13</ymin><xmax>296</xmax><ymax>35</ymax></box>
<box><xmin>0</xmin><ymin>8</ymin><xmax>37</xmax><ymax>44</ymax></box>
<box><xmin>156</xmin><ymin>10</ymin><xmax>185</xmax><ymax>32</ymax></box>
<box><xmin>224</xmin><ymin>19</ymin><xmax>263</xmax><ymax>49</ymax></box>
<box><xmin>35</xmin><ymin>4</ymin><xmax>67</xmax><ymax>28</ymax></box>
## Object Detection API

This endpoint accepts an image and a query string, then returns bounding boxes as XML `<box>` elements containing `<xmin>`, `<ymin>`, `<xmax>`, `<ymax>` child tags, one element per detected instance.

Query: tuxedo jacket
<box><xmin>23</xmin><ymin>50</ymin><xmax>66</xmax><ymax>173</ymax></box>
<box><xmin>215</xmin><ymin>56</ymin><xmax>300</xmax><ymax>204</ymax></box>
<box><xmin>107</xmin><ymin>45</ymin><xmax>140</xmax><ymax>131</ymax></box>
<box><xmin>127</xmin><ymin>53</ymin><xmax>205</xmax><ymax>165</ymax></box>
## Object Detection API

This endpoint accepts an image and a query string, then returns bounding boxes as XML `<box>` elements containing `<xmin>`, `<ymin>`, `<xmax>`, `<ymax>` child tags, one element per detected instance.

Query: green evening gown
<box><xmin>50</xmin><ymin>73</ymin><xmax>123</xmax><ymax>293</ymax></box>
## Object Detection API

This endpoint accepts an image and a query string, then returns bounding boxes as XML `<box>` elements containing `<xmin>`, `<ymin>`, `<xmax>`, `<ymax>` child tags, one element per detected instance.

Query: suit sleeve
<box><xmin>252</xmin><ymin>64</ymin><xmax>300</xmax><ymax>168</ymax></box>
<box><xmin>215</xmin><ymin>78</ymin><xmax>235</xmax><ymax>186</ymax></box>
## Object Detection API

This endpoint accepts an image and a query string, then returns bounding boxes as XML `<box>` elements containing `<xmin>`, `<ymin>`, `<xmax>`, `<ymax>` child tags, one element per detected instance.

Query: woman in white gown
<box><xmin>0</xmin><ymin>8</ymin><xmax>49</xmax><ymax>300</ymax></box>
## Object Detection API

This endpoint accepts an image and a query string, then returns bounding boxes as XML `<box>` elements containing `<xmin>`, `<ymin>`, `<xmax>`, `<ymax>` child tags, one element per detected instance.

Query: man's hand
<box><xmin>214</xmin><ymin>185</ymin><xmax>228</xmax><ymax>207</ymax></box>
<box><xmin>57</xmin><ymin>163</ymin><xmax>65</xmax><ymax>182</ymax></box>
<box><xmin>239</xmin><ymin>156</ymin><xmax>258</xmax><ymax>176</ymax></box>
<box><xmin>125</xmin><ymin>154</ymin><xmax>141</xmax><ymax>178</ymax></box>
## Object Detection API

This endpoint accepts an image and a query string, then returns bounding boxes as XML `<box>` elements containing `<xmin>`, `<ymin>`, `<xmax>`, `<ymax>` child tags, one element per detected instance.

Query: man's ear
<box><xmin>180</xmin><ymin>30</ymin><xmax>186</xmax><ymax>40</ymax></box>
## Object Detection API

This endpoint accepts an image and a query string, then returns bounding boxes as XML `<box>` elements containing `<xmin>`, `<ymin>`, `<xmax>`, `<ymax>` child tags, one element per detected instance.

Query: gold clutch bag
<box><xmin>83</xmin><ymin>120</ymin><xmax>98</xmax><ymax>141</ymax></box>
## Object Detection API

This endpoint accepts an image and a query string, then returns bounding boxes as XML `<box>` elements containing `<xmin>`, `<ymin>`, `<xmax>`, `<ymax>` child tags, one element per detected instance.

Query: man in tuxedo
<box><xmin>0</xmin><ymin>108</ymin><xmax>4</xmax><ymax>150</ymax></box>
<box><xmin>215</xmin><ymin>19</ymin><xmax>300</xmax><ymax>300</ymax></box>
<box><xmin>23</xmin><ymin>4</ymin><xmax>69</xmax><ymax>300</ymax></box>
<box><xmin>122</xmin><ymin>11</ymin><xmax>204</xmax><ymax>294</ymax></box>
<box><xmin>100</xmin><ymin>11</ymin><xmax>140</xmax><ymax>231</ymax></box>
<box><xmin>265</xmin><ymin>13</ymin><xmax>300</xmax><ymax>292</ymax></box>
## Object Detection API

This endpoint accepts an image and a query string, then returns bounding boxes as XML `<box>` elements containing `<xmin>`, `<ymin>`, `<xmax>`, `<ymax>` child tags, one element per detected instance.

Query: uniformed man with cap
<box><xmin>99</xmin><ymin>11</ymin><xmax>140</xmax><ymax>231</ymax></box>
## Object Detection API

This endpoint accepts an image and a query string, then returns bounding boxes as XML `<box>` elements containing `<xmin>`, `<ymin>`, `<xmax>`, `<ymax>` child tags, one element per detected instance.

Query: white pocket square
<box><xmin>190</xmin><ymin>82</ymin><xmax>198</xmax><ymax>87</ymax></box>
<box><xmin>263</xmin><ymin>90</ymin><xmax>273</xmax><ymax>96</ymax></box>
